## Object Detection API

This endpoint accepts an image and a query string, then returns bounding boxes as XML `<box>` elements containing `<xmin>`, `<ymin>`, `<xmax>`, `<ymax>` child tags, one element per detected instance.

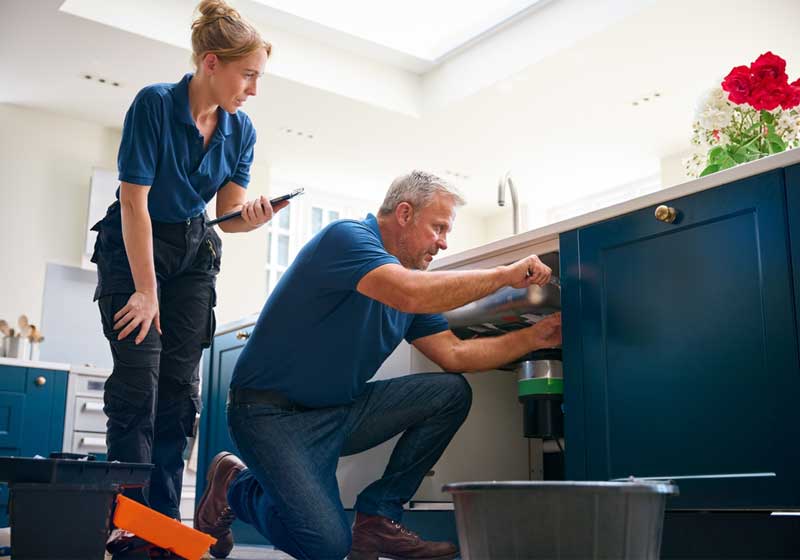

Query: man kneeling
<box><xmin>195</xmin><ymin>170</ymin><xmax>562</xmax><ymax>560</ymax></box>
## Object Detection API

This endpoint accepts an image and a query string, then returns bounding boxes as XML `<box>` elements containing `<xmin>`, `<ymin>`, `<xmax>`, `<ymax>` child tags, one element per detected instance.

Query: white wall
<box><xmin>0</xmin><ymin>102</ymin><xmax>498</xmax><ymax>331</ymax></box>
<box><xmin>213</xmin><ymin>181</ymin><xmax>494</xmax><ymax>325</ymax></box>
<box><xmin>0</xmin><ymin>103</ymin><xmax>119</xmax><ymax>327</ymax></box>
<box><xmin>660</xmin><ymin>149</ymin><xmax>693</xmax><ymax>188</ymax></box>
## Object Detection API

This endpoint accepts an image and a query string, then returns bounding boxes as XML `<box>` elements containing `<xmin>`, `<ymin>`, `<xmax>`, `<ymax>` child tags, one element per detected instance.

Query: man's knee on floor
<box><xmin>298</xmin><ymin>526</ymin><xmax>352</xmax><ymax>560</ymax></box>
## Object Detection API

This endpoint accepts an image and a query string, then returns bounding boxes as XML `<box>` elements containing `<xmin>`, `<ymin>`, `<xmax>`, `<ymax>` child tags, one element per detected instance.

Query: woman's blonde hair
<box><xmin>191</xmin><ymin>0</ymin><xmax>272</xmax><ymax>68</ymax></box>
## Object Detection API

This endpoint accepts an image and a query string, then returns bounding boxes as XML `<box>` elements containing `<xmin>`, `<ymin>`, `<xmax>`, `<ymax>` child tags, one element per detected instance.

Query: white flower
<box><xmin>683</xmin><ymin>150</ymin><xmax>709</xmax><ymax>178</ymax></box>
<box><xmin>694</xmin><ymin>87</ymin><xmax>734</xmax><ymax>131</ymax></box>
<box><xmin>776</xmin><ymin>111</ymin><xmax>800</xmax><ymax>143</ymax></box>
<box><xmin>699</xmin><ymin>107</ymin><xmax>733</xmax><ymax>130</ymax></box>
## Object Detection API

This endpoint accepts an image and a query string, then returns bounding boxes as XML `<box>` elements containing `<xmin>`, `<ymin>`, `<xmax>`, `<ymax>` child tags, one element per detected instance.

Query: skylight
<box><xmin>252</xmin><ymin>0</ymin><xmax>548</xmax><ymax>62</ymax></box>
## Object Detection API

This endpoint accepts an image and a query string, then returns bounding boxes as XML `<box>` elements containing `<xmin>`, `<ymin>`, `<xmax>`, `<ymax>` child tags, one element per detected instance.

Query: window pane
<box><xmin>276</xmin><ymin>270</ymin><xmax>284</xmax><ymax>284</ymax></box>
<box><xmin>266</xmin><ymin>231</ymin><xmax>272</xmax><ymax>263</ymax></box>
<box><xmin>328</xmin><ymin>210</ymin><xmax>340</xmax><ymax>222</ymax></box>
<box><xmin>279</xmin><ymin>207</ymin><xmax>291</xmax><ymax>229</ymax></box>
<box><xmin>277</xmin><ymin>234</ymin><xmax>290</xmax><ymax>266</ymax></box>
<box><xmin>311</xmin><ymin>207</ymin><xmax>323</xmax><ymax>234</ymax></box>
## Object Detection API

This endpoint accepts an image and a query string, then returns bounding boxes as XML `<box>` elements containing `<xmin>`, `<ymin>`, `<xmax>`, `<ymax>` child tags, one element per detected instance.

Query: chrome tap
<box><xmin>497</xmin><ymin>171</ymin><xmax>520</xmax><ymax>234</ymax></box>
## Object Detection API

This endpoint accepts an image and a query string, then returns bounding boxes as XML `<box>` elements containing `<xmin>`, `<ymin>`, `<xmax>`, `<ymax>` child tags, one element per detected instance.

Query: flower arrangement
<box><xmin>686</xmin><ymin>52</ymin><xmax>800</xmax><ymax>178</ymax></box>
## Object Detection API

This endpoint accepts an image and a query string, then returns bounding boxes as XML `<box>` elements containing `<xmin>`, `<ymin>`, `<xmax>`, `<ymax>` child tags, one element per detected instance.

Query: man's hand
<box><xmin>114</xmin><ymin>290</ymin><xmax>162</xmax><ymax>344</ymax></box>
<box><xmin>530</xmin><ymin>312</ymin><xmax>562</xmax><ymax>349</ymax></box>
<box><xmin>506</xmin><ymin>255</ymin><xmax>552</xmax><ymax>288</ymax></box>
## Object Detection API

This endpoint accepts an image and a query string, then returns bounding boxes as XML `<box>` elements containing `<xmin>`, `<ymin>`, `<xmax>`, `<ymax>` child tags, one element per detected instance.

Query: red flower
<box><xmin>722</xmin><ymin>66</ymin><xmax>752</xmax><ymax>104</ymax></box>
<box><xmin>784</xmin><ymin>79</ymin><xmax>800</xmax><ymax>110</ymax></box>
<box><xmin>749</xmin><ymin>77</ymin><xmax>790</xmax><ymax>111</ymax></box>
<box><xmin>751</xmin><ymin>51</ymin><xmax>788</xmax><ymax>83</ymax></box>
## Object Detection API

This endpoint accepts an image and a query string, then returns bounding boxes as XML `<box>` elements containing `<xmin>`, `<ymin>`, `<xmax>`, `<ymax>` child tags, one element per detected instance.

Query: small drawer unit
<box><xmin>63</xmin><ymin>366</ymin><xmax>111</xmax><ymax>458</ymax></box>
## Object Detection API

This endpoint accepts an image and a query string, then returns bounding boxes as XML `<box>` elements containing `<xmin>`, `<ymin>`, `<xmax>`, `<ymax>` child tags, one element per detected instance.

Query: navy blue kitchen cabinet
<box><xmin>785</xmin><ymin>163</ymin><xmax>800</xmax><ymax>349</ymax></box>
<box><xmin>0</xmin><ymin>364</ymin><xmax>68</xmax><ymax>525</ymax></box>
<box><xmin>560</xmin><ymin>167</ymin><xmax>800</xmax><ymax>510</ymax></box>
<box><xmin>197</xmin><ymin>326</ymin><xmax>269</xmax><ymax>545</ymax></box>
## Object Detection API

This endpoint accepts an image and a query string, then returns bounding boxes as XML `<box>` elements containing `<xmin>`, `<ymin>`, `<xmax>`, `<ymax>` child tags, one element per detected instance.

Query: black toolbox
<box><xmin>0</xmin><ymin>454</ymin><xmax>152</xmax><ymax>559</ymax></box>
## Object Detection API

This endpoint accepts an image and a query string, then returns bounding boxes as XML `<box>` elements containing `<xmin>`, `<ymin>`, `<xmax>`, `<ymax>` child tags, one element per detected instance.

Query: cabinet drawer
<box><xmin>73</xmin><ymin>397</ymin><xmax>107</xmax><ymax>433</ymax></box>
<box><xmin>71</xmin><ymin>431</ymin><xmax>107</xmax><ymax>455</ymax></box>
<box><xmin>71</xmin><ymin>374</ymin><xmax>107</xmax><ymax>397</ymax></box>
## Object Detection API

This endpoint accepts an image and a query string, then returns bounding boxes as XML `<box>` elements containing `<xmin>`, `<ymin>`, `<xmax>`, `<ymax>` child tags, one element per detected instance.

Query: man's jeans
<box><xmin>227</xmin><ymin>373</ymin><xmax>472</xmax><ymax>560</ymax></box>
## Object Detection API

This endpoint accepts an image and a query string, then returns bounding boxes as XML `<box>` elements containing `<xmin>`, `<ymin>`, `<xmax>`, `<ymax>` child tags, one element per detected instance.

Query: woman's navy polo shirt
<box><xmin>117</xmin><ymin>73</ymin><xmax>255</xmax><ymax>223</ymax></box>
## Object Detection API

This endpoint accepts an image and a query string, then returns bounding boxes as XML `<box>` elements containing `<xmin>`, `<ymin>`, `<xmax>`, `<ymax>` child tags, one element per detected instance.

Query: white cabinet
<box><xmin>335</xmin><ymin>342</ymin><xmax>531</xmax><ymax>507</ymax></box>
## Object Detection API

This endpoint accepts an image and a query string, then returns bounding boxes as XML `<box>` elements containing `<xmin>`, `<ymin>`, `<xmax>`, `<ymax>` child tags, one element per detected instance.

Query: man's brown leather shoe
<box><xmin>348</xmin><ymin>512</ymin><xmax>458</xmax><ymax>560</ymax></box>
<box><xmin>194</xmin><ymin>451</ymin><xmax>246</xmax><ymax>559</ymax></box>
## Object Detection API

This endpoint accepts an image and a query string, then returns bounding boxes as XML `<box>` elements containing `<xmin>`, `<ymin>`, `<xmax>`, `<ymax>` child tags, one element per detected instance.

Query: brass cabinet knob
<box><xmin>655</xmin><ymin>205</ymin><xmax>677</xmax><ymax>223</ymax></box>
<box><xmin>235</xmin><ymin>331</ymin><xmax>251</xmax><ymax>340</ymax></box>
<box><xmin>34</xmin><ymin>376</ymin><xmax>46</xmax><ymax>387</ymax></box>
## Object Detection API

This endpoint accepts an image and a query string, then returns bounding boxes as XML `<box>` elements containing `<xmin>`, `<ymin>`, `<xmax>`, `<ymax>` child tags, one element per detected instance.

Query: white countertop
<box><xmin>0</xmin><ymin>356</ymin><xmax>70</xmax><ymax>371</ymax></box>
<box><xmin>0</xmin><ymin>356</ymin><xmax>111</xmax><ymax>375</ymax></box>
<box><xmin>432</xmin><ymin>148</ymin><xmax>800</xmax><ymax>271</ymax></box>
<box><xmin>215</xmin><ymin>313</ymin><xmax>260</xmax><ymax>335</ymax></box>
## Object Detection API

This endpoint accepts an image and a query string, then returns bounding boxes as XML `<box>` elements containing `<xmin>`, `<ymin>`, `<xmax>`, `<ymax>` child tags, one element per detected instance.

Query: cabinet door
<box><xmin>785</xmin><ymin>163</ymin><xmax>800</xmax><ymax>352</ymax></box>
<box><xmin>0</xmin><ymin>366</ymin><xmax>68</xmax><ymax>525</ymax></box>
<box><xmin>197</xmin><ymin>327</ymin><xmax>268</xmax><ymax>545</ymax></box>
<box><xmin>563</xmin><ymin>169</ymin><xmax>800</xmax><ymax>509</ymax></box>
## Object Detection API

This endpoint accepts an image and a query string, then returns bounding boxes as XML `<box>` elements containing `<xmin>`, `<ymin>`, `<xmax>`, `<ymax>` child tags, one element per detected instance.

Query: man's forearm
<box><xmin>402</xmin><ymin>267</ymin><xmax>512</xmax><ymax>314</ymax></box>
<box><xmin>447</xmin><ymin>327</ymin><xmax>544</xmax><ymax>373</ymax></box>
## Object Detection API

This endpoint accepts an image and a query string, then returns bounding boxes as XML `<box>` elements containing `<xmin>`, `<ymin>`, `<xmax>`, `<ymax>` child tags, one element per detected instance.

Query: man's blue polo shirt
<box><xmin>117</xmin><ymin>73</ymin><xmax>255</xmax><ymax>223</ymax></box>
<box><xmin>231</xmin><ymin>214</ymin><xmax>450</xmax><ymax>408</ymax></box>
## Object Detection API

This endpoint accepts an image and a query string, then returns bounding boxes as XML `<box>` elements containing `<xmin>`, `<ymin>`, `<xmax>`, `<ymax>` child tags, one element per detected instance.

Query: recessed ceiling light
<box><xmin>443</xmin><ymin>169</ymin><xmax>471</xmax><ymax>180</ymax></box>
<box><xmin>276</xmin><ymin>126</ymin><xmax>315</xmax><ymax>140</ymax></box>
<box><xmin>81</xmin><ymin>73</ymin><xmax>122</xmax><ymax>87</ymax></box>
<box><xmin>631</xmin><ymin>92</ymin><xmax>663</xmax><ymax>107</ymax></box>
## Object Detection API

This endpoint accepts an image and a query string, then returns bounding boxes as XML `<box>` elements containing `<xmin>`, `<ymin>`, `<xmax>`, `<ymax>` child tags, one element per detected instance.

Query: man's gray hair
<box><xmin>378</xmin><ymin>170</ymin><xmax>466</xmax><ymax>215</ymax></box>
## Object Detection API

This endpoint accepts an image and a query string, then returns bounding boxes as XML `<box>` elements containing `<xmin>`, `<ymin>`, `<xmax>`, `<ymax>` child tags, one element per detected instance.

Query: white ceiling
<box><xmin>2</xmin><ymin>0</ymin><xmax>800</xmax><ymax>219</ymax></box>
<box><xmin>248</xmin><ymin>0</ymin><xmax>547</xmax><ymax>63</ymax></box>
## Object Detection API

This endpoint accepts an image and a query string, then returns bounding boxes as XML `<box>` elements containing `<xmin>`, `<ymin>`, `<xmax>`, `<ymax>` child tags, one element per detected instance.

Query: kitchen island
<box><xmin>433</xmin><ymin>147</ymin><xmax>800</xmax><ymax>557</ymax></box>
<box><xmin>198</xmin><ymin>149</ymin><xmax>800</xmax><ymax>554</ymax></box>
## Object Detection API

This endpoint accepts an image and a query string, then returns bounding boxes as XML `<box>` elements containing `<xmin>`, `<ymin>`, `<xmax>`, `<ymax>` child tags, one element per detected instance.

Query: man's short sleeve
<box><xmin>231</xmin><ymin>122</ymin><xmax>256</xmax><ymax>188</ymax></box>
<box><xmin>405</xmin><ymin>313</ymin><xmax>449</xmax><ymax>343</ymax></box>
<box><xmin>117</xmin><ymin>87</ymin><xmax>163</xmax><ymax>186</ymax></box>
<box><xmin>313</xmin><ymin>221</ymin><xmax>400</xmax><ymax>291</ymax></box>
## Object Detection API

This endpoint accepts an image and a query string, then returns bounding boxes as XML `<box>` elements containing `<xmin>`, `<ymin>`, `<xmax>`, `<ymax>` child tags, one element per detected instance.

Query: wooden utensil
<box><xmin>17</xmin><ymin>315</ymin><xmax>30</xmax><ymax>338</ymax></box>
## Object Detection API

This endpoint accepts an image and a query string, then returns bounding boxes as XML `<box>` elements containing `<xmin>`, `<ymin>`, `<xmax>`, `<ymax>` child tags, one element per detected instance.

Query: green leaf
<box><xmin>700</xmin><ymin>164</ymin><xmax>721</xmax><ymax>177</ymax></box>
<box><xmin>718</xmin><ymin>150</ymin><xmax>738</xmax><ymax>169</ymax></box>
<box><xmin>732</xmin><ymin>150</ymin><xmax>749</xmax><ymax>164</ymax></box>
<box><xmin>707</xmin><ymin>146</ymin><xmax>724</xmax><ymax>162</ymax></box>
<box><xmin>761</xmin><ymin>110</ymin><xmax>775</xmax><ymax>125</ymax></box>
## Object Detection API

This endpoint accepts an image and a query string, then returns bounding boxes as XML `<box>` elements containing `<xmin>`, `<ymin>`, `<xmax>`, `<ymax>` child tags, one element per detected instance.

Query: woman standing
<box><xmin>91</xmin><ymin>0</ymin><xmax>282</xmax><ymax>549</ymax></box>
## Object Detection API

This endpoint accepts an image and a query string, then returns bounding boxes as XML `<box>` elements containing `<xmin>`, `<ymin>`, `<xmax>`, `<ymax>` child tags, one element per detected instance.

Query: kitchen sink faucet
<box><xmin>498</xmin><ymin>171</ymin><xmax>520</xmax><ymax>234</ymax></box>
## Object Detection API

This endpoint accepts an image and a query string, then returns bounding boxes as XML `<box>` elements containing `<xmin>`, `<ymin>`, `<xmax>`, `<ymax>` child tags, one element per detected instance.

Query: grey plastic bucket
<box><xmin>443</xmin><ymin>480</ymin><xmax>678</xmax><ymax>560</ymax></box>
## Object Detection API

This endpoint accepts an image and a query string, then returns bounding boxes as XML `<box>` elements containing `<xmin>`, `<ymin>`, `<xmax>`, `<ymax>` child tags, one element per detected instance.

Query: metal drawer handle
<box><xmin>34</xmin><ymin>376</ymin><xmax>46</xmax><ymax>387</ymax></box>
<box><xmin>82</xmin><ymin>402</ymin><xmax>105</xmax><ymax>413</ymax></box>
<box><xmin>236</xmin><ymin>331</ymin><xmax>251</xmax><ymax>340</ymax></box>
<box><xmin>80</xmin><ymin>437</ymin><xmax>107</xmax><ymax>449</ymax></box>
<box><xmin>655</xmin><ymin>205</ymin><xmax>677</xmax><ymax>224</ymax></box>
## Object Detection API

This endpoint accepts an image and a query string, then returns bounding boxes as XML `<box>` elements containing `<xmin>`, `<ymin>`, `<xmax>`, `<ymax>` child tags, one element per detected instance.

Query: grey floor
<box><xmin>223</xmin><ymin>546</ymin><xmax>295</xmax><ymax>559</ymax></box>
<box><xmin>222</xmin><ymin>547</ymin><xmax>435</xmax><ymax>560</ymax></box>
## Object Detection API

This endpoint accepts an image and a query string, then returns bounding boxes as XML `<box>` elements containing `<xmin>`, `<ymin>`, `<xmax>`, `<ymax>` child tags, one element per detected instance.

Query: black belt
<box><xmin>228</xmin><ymin>387</ymin><xmax>304</xmax><ymax>410</ymax></box>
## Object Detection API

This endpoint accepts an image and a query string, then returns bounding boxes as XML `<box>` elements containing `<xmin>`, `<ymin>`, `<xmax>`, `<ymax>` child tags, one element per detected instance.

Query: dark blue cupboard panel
<box><xmin>785</xmin><ymin>163</ymin><xmax>800</xmax><ymax>353</ymax></box>
<box><xmin>563</xmin><ymin>169</ymin><xmax>800</xmax><ymax>509</ymax></box>
<box><xmin>197</xmin><ymin>327</ymin><xmax>268</xmax><ymax>545</ymax></box>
